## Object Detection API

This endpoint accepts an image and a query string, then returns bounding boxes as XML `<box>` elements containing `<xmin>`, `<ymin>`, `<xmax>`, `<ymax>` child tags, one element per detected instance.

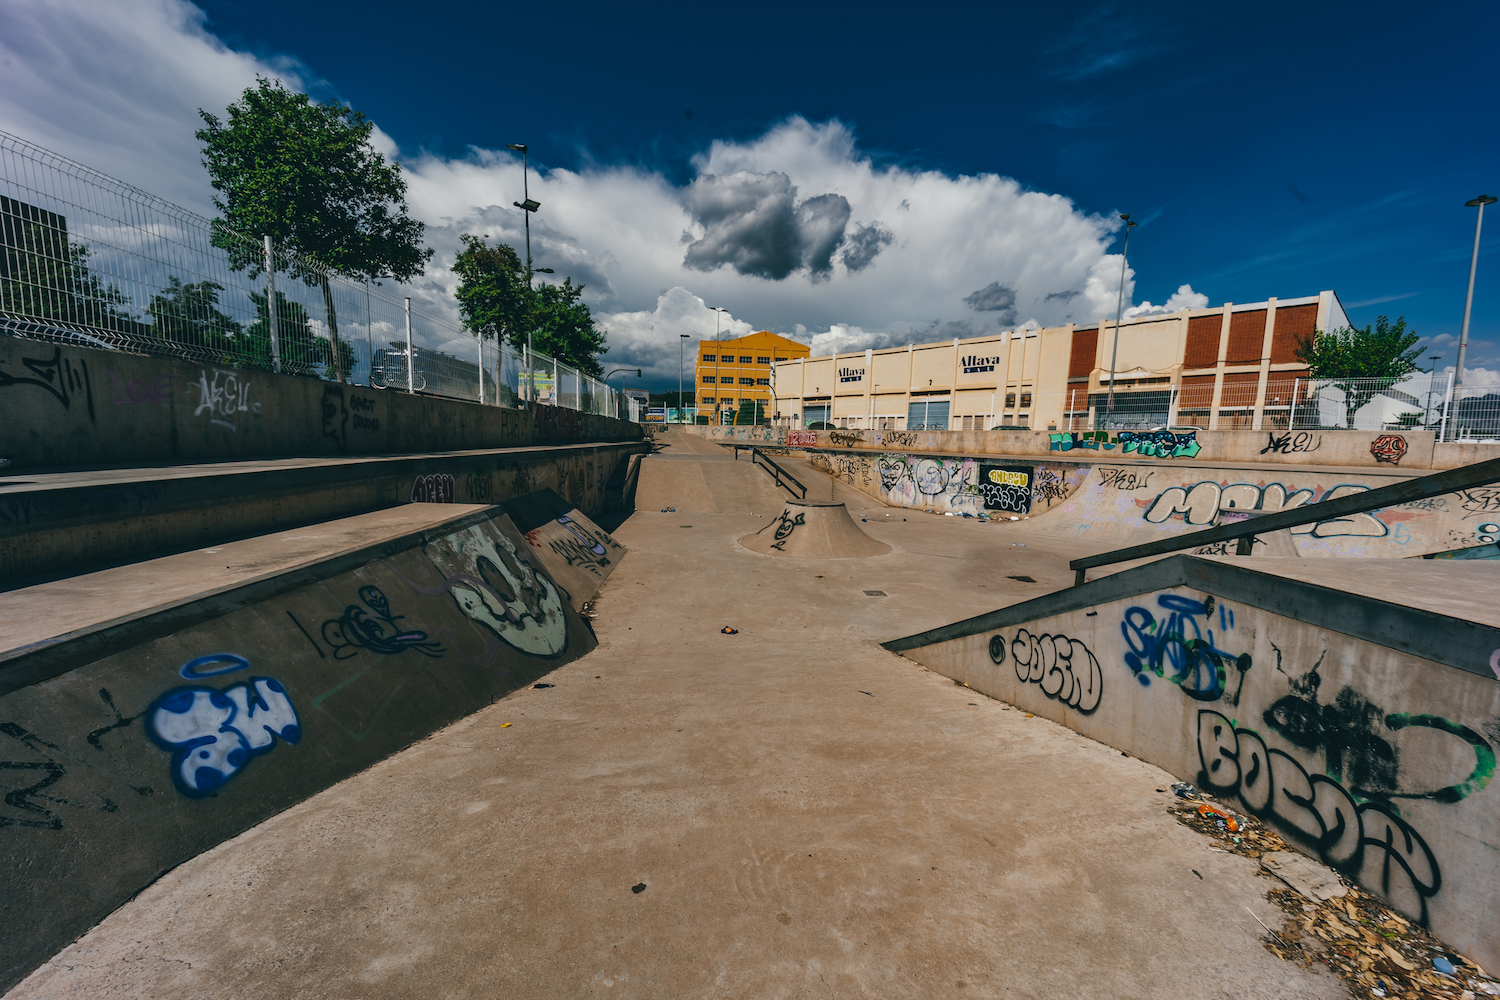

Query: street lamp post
<box><xmin>1448</xmin><ymin>195</ymin><xmax>1496</xmax><ymax>442</ymax></box>
<box><xmin>507</xmin><ymin>143</ymin><xmax>554</xmax><ymax>404</ymax></box>
<box><xmin>1105</xmin><ymin>213</ymin><xmax>1138</xmax><ymax>420</ymax></box>
<box><xmin>679</xmin><ymin>334</ymin><xmax>691</xmax><ymax>424</ymax></box>
<box><xmin>709</xmin><ymin>306</ymin><xmax>727</xmax><ymax>425</ymax></box>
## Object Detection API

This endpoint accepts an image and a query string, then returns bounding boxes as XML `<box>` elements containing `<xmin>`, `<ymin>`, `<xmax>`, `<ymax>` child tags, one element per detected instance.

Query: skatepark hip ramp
<box><xmin>739</xmin><ymin>499</ymin><xmax>892</xmax><ymax>558</ymax></box>
<box><xmin>883</xmin><ymin>554</ymin><xmax>1500</xmax><ymax>972</ymax></box>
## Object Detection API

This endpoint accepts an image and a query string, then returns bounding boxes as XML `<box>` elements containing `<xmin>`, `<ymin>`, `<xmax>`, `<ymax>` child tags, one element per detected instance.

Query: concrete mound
<box><xmin>739</xmin><ymin>499</ymin><xmax>892</xmax><ymax>558</ymax></box>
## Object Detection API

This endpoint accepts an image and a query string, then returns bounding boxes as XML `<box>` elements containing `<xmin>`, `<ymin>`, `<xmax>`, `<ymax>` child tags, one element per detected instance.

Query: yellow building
<box><xmin>695</xmin><ymin>331</ymin><xmax>810</xmax><ymax>424</ymax></box>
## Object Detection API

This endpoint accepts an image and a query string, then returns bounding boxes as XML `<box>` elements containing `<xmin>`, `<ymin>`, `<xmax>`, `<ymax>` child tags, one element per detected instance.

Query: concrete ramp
<box><xmin>740</xmin><ymin>499</ymin><xmax>892</xmax><ymax>558</ymax></box>
<box><xmin>884</xmin><ymin>556</ymin><xmax>1500</xmax><ymax>972</ymax></box>
<box><xmin>498</xmin><ymin>488</ymin><xmax>627</xmax><ymax>611</ymax></box>
<box><xmin>0</xmin><ymin>498</ymin><xmax>606</xmax><ymax>992</ymax></box>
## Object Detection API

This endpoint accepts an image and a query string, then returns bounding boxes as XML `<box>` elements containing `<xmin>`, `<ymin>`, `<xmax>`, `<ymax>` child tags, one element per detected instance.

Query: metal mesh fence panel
<box><xmin>0</xmin><ymin>129</ymin><xmax>624</xmax><ymax>420</ymax></box>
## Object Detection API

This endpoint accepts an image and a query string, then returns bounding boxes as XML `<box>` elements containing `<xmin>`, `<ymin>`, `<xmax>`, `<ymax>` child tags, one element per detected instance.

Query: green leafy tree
<box><xmin>0</xmin><ymin>214</ymin><xmax>138</xmax><ymax>337</ymax></box>
<box><xmin>148</xmin><ymin>278</ymin><xmax>242</xmax><ymax>353</ymax></box>
<box><xmin>237</xmin><ymin>289</ymin><xmax>322</xmax><ymax>374</ymax></box>
<box><xmin>196</xmin><ymin>77</ymin><xmax>432</xmax><ymax>380</ymax></box>
<box><xmin>1295</xmin><ymin>315</ymin><xmax>1422</xmax><ymax>428</ymax></box>
<box><xmin>451</xmin><ymin>234</ymin><xmax>608</xmax><ymax>379</ymax></box>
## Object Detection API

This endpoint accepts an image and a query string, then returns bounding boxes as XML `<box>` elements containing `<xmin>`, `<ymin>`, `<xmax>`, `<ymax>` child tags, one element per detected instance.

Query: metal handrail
<box><xmin>733</xmin><ymin>445</ymin><xmax>806</xmax><ymax>499</ymax></box>
<box><xmin>1069</xmin><ymin>455</ymin><xmax>1500</xmax><ymax>586</ymax></box>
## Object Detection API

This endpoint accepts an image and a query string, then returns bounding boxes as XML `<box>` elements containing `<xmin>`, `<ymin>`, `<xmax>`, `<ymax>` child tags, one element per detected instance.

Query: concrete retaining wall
<box><xmin>802</xmin><ymin>449</ymin><xmax>1494</xmax><ymax>559</ymax></box>
<box><xmin>691</xmin><ymin>424</ymin><xmax>1499</xmax><ymax>470</ymax></box>
<box><xmin>896</xmin><ymin>577</ymin><xmax>1500</xmax><ymax>972</ymax></box>
<box><xmin>0</xmin><ymin>335</ymin><xmax>641</xmax><ymax>469</ymax></box>
<box><xmin>0</xmin><ymin>503</ymin><xmax>605</xmax><ymax>992</ymax></box>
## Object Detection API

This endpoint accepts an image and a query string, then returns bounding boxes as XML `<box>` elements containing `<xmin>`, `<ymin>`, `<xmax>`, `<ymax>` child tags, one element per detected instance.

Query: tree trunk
<box><xmin>319</xmin><ymin>271</ymin><xmax>344</xmax><ymax>383</ymax></box>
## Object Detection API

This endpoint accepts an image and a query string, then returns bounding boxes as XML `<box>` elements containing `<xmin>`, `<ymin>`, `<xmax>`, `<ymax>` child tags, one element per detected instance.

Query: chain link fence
<box><xmin>0</xmin><ymin>129</ymin><xmax>635</xmax><ymax>420</ymax></box>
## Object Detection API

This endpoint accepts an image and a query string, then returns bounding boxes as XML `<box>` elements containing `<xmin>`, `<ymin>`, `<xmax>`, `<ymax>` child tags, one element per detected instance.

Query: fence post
<box><xmin>404</xmin><ymin>297</ymin><xmax>414</xmax><ymax>394</ymax></box>
<box><xmin>263</xmin><ymin>235</ymin><xmax>281</xmax><ymax>374</ymax></box>
<box><xmin>1440</xmin><ymin>371</ymin><xmax>1455</xmax><ymax>443</ymax></box>
<box><xmin>478</xmin><ymin>336</ymin><xmax>485</xmax><ymax>405</ymax></box>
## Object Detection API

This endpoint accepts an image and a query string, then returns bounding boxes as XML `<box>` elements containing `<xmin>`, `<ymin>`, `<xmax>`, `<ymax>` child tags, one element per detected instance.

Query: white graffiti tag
<box><xmin>146</xmin><ymin>677</ymin><xmax>301</xmax><ymax>797</ymax></box>
<box><xmin>990</xmin><ymin>629</ymin><xmax>1104</xmax><ymax>712</ymax></box>
<box><xmin>426</xmin><ymin>523</ymin><xmax>568</xmax><ymax>655</ymax></box>
<box><xmin>1143</xmin><ymin>481</ymin><xmax>1386</xmax><ymax>538</ymax></box>
<box><xmin>193</xmin><ymin>368</ymin><xmax>259</xmax><ymax>431</ymax></box>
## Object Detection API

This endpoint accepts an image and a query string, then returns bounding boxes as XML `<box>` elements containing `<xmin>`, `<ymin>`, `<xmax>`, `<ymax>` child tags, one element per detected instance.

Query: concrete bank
<box><xmin>4</xmin><ymin>486</ymin><xmax>1348</xmax><ymax>999</ymax></box>
<box><xmin>0</xmin><ymin>334</ymin><xmax>642</xmax><ymax>470</ymax></box>
<box><xmin>886</xmin><ymin>554</ymin><xmax>1500</xmax><ymax>973</ymax></box>
<box><xmin>0</xmin><ymin>494</ymin><xmax>627</xmax><ymax>992</ymax></box>
<box><xmin>1</xmin><ymin>441</ymin><xmax>647</xmax><ymax>582</ymax></box>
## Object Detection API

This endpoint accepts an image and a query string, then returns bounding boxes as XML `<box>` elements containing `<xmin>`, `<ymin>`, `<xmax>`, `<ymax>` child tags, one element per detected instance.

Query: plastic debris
<box><xmin>859</xmin><ymin>690</ymin><xmax>874</xmax><ymax>697</ymax></box>
<box><xmin>660</xmin><ymin>507</ymin><xmax>675</xmax><ymax>512</ymax></box>
<box><xmin>501</xmin><ymin>722</ymin><xmax>512</xmax><ymax>728</ymax></box>
<box><xmin>1010</xmin><ymin>542</ymin><xmax>1026</xmax><ymax>548</ymax></box>
<box><xmin>1170</xmin><ymin>781</ymin><xmax>1200</xmax><ymax>800</ymax></box>
<box><xmin>533</xmin><ymin>683</ymin><xmax>554</xmax><ymax>689</ymax></box>
<box><xmin>631</xmin><ymin>883</ymin><xmax>647</xmax><ymax>894</ymax></box>
<box><xmin>1434</xmin><ymin>957</ymin><xmax>1456</xmax><ymax>975</ymax></box>
<box><xmin>721</xmin><ymin>626</ymin><xmax>739</xmax><ymax>634</ymax></box>
<box><xmin>1197</xmin><ymin>802</ymin><xmax>1240</xmax><ymax>832</ymax></box>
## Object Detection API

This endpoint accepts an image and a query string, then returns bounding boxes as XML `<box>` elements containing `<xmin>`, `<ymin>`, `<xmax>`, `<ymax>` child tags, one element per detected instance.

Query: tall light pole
<box><xmin>1425</xmin><ymin>353</ymin><xmax>1443</xmax><ymax>428</ymax></box>
<box><xmin>709</xmin><ymin>306</ymin><xmax>727</xmax><ymax>425</ymax></box>
<box><xmin>679</xmin><ymin>333</ymin><xmax>691</xmax><ymax>424</ymax></box>
<box><xmin>1449</xmin><ymin>195</ymin><xmax>1496</xmax><ymax>441</ymax></box>
<box><xmin>507</xmin><ymin>143</ymin><xmax>551</xmax><ymax>402</ymax></box>
<box><xmin>1106</xmin><ymin>213</ymin><xmax>1138</xmax><ymax>419</ymax></box>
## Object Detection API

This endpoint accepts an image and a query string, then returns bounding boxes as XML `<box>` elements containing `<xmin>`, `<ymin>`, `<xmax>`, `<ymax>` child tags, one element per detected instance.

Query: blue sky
<box><xmin>1</xmin><ymin>0</ymin><xmax>1494</xmax><ymax>387</ymax></box>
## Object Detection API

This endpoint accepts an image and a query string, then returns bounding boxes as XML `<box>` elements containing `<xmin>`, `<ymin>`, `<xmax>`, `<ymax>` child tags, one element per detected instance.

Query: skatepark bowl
<box><xmin>2</xmin><ymin>422</ymin><xmax>1499</xmax><ymax>999</ymax></box>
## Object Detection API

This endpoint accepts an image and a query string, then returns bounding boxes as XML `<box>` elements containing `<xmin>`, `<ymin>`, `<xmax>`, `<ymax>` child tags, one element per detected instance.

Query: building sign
<box><xmin>976</xmin><ymin>464</ymin><xmax>1033</xmax><ymax>513</ymax></box>
<box><xmin>838</xmin><ymin>366</ymin><xmax>865</xmax><ymax>383</ymax></box>
<box><xmin>962</xmin><ymin>354</ymin><xmax>1001</xmax><ymax>374</ymax></box>
<box><xmin>644</xmin><ymin>407</ymin><xmax>666</xmax><ymax>422</ymax></box>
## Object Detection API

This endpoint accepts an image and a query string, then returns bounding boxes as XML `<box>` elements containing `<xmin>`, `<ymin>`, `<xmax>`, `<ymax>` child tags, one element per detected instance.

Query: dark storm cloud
<box><xmin>681</xmin><ymin>170</ymin><xmax>859</xmax><ymax>281</ymax></box>
<box><xmin>1045</xmin><ymin>289</ymin><xmax>1081</xmax><ymax>303</ymax></box>
<box><xmin>795</xmin><ymin>193</ymin><xmax>852</xmax><ymax>279</ymax></box>
<box><xmin>962</xmin><ymin>282</ymin><xmax>1018</xmax><ymax>325</ymax></box>
<box><xmin>840</xmin><ymin>222</ymin><xmax>894</xmax><ymax>272</ymax></box>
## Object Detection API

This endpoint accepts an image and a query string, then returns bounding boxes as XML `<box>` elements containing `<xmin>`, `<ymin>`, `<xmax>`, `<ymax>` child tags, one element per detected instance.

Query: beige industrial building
<box><xmin>771</xmin><ymin>291</ymin><xmax>1347</xmax><ymax>431</ymax></box>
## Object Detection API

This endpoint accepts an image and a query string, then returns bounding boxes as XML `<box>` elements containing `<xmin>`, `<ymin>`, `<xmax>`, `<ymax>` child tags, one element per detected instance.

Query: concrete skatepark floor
<box><xmin>7</xmin><ymin>457</ymin><xmax>1351</xmax><ymax>998</ymax></box>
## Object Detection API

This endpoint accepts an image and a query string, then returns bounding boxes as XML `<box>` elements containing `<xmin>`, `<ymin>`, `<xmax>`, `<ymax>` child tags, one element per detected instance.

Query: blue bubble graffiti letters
<box><xmin>146</xmin><ymin>672</ymin><xmax>300</xmax><ymax>798</ymax></box>
<box><xmin>1120</xmin><ymin>594</ymin><xmax>1252</xmax><ymax>703</ymax></box>
<box><xmin>1050</xmin><ymin>429</ymin><xmax>1201</xmax><ymax>458</ymax></box>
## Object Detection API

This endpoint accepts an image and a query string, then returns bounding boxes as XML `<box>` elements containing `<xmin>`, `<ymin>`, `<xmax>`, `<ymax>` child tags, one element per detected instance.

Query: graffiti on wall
<box><xmin>1050</xmin><ymin>429</ymin><xmax>1202</xmax><ymax>459</ymax></box>
<box><xmin>411</xmin><ymin>473</ymin><xmax>456</xmax><ymax>503</ymax></box>
<box><xmin>0</xmin><ymin>345</ymin><xmax>95</xmax><ymax>423</ymax></box>
<box><xmin>527</xmin><ymin>513</ymin><xmax>615</xmax><ymax>575</ymax></box>
<box><xmin>320</xmin><ymin>586</ymin><xmax>445</xmax><ymax>660</ymax></box>
<box><xmin>768</xmin><ymin>510</ymin><xmax>806</xmax><ymax>550</ymax></box>
<box><xmin>988</xmin><ymin>629</ymin><xmax>1103</xmax><ymax>712</ymax></box>
<box><xmin>1120</xmin><ymin>594</ymin><xmax>1253</xmax><ymax>704</ymax></box>
<box><xmin>1143</xmin><ymin>481</ymin><xmax>1387</xmax><ymax>538</ymax></box>
<box><xmin>109</xmin><ymin>370</ymin><xmax>172</xmax><ymax>406</ymax></box>
<box><xmin>424</xmin><ymin>523</ymin><xmax>568</xmax><ymax>655</ymax></box>
<box><xmin>976</xmin><ymin>465</ymin><xmax>1033</xmax><ymax>513</ymax></box>
<box><xmin>1260</xmin><ymin>431</ymin><xmax>1322</xmax><ymax>456</ymax></box>
<box><xmin>193</xmin><ymin>368</ymin><xmax>260</xmax><ymax>431</ymax></box>
<box><xmin>145</xmin><ymin>656</ymin><xmax>300</xmax><ymax>798</ymax></box>
<box><xmin>788</xmin><ymin>431</ymin><xmax>817</xmax><ymax>447</ymax></box>
<box><xmin>1370</xmin><ymin>434</ymin><xmax>1409</xmax><ymax>465</ymax></box>
<box><xmin>827</xmin><ymin>430</ymin><xmax>864</xmax><ymax>447</ymax></box>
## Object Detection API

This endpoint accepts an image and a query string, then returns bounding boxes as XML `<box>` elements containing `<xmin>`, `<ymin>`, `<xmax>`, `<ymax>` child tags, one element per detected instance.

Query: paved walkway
<box><xmin>6</xmin><ymin>437</ymin><xmax>1347</xmax><ymax>999</ymax></box>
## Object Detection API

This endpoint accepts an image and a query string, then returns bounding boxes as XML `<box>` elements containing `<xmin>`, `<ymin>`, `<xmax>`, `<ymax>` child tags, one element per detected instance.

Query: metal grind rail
<box><xmin>732</xmin><ymin>445</ymin><xmax>807</xmax><ymax>499</ymax></box>
<box><xmin>1069</xmin><ymin>456</ymin><xmax>1500</xmax><ymax>586</ymax></box>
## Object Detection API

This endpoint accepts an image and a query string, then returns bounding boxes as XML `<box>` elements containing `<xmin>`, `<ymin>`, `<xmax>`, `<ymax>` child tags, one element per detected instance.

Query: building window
<box><xmin>907</xmin><ymin>399</ymin><xmax>950</xmax><ymax>430</ymax></box>
<box><xmin>1020</xmin><ymin>392</ymin><xmax>1033</xmax><ymax>407</ymax></box>
<box><xmin>719</xmin><ymin>396</ymin><xmax>735</xmax><ymax>404</ymax></box>
<box><xmin>756</xmin><ymin>356</ymin><xmax>771</xmax><ymax>364</ymax></box>
<box><xmin>701</xmin><ymin>395</ymin><xmax>715</xmax><ymax>405</ymax></box>
<box><xmin>739</xmin><ymin>377</ymin><xmax>754</xmax><ymax>385</ymax></box>
<box><xmin>756</xmin><ymin>378</ymin><xmax>770</xmax><ymax>385</ymax></box>
<box><xmin>739</xmin><ymin>355</ymin><xmax>753</xmax><ymax>363</ymax></box>
<box><xmin>1005</xmin><ymin>393</ymin><xmax>1016</xmax><ymax>408</ymax></box>
<box><xmin>702</xmin><ymin>354</ymin><xmax>716</xmax><ymax>362</ymax></box>
<box><xmin>774</xmin><ymin>356</ymin><xmax>787</xmax><ymax>362</ymax></box>
<box><xmin>702</xmin><ymin>376</ymin><xmax>716</xmax><ymax>383</ymax></box>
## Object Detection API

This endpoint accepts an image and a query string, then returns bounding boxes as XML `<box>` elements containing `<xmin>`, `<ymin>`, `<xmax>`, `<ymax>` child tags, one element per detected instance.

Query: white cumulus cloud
<box><xmin>0</xmin><ymin>0</ymin><xmax>1209</xmax><ymax>386</ymax></box>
